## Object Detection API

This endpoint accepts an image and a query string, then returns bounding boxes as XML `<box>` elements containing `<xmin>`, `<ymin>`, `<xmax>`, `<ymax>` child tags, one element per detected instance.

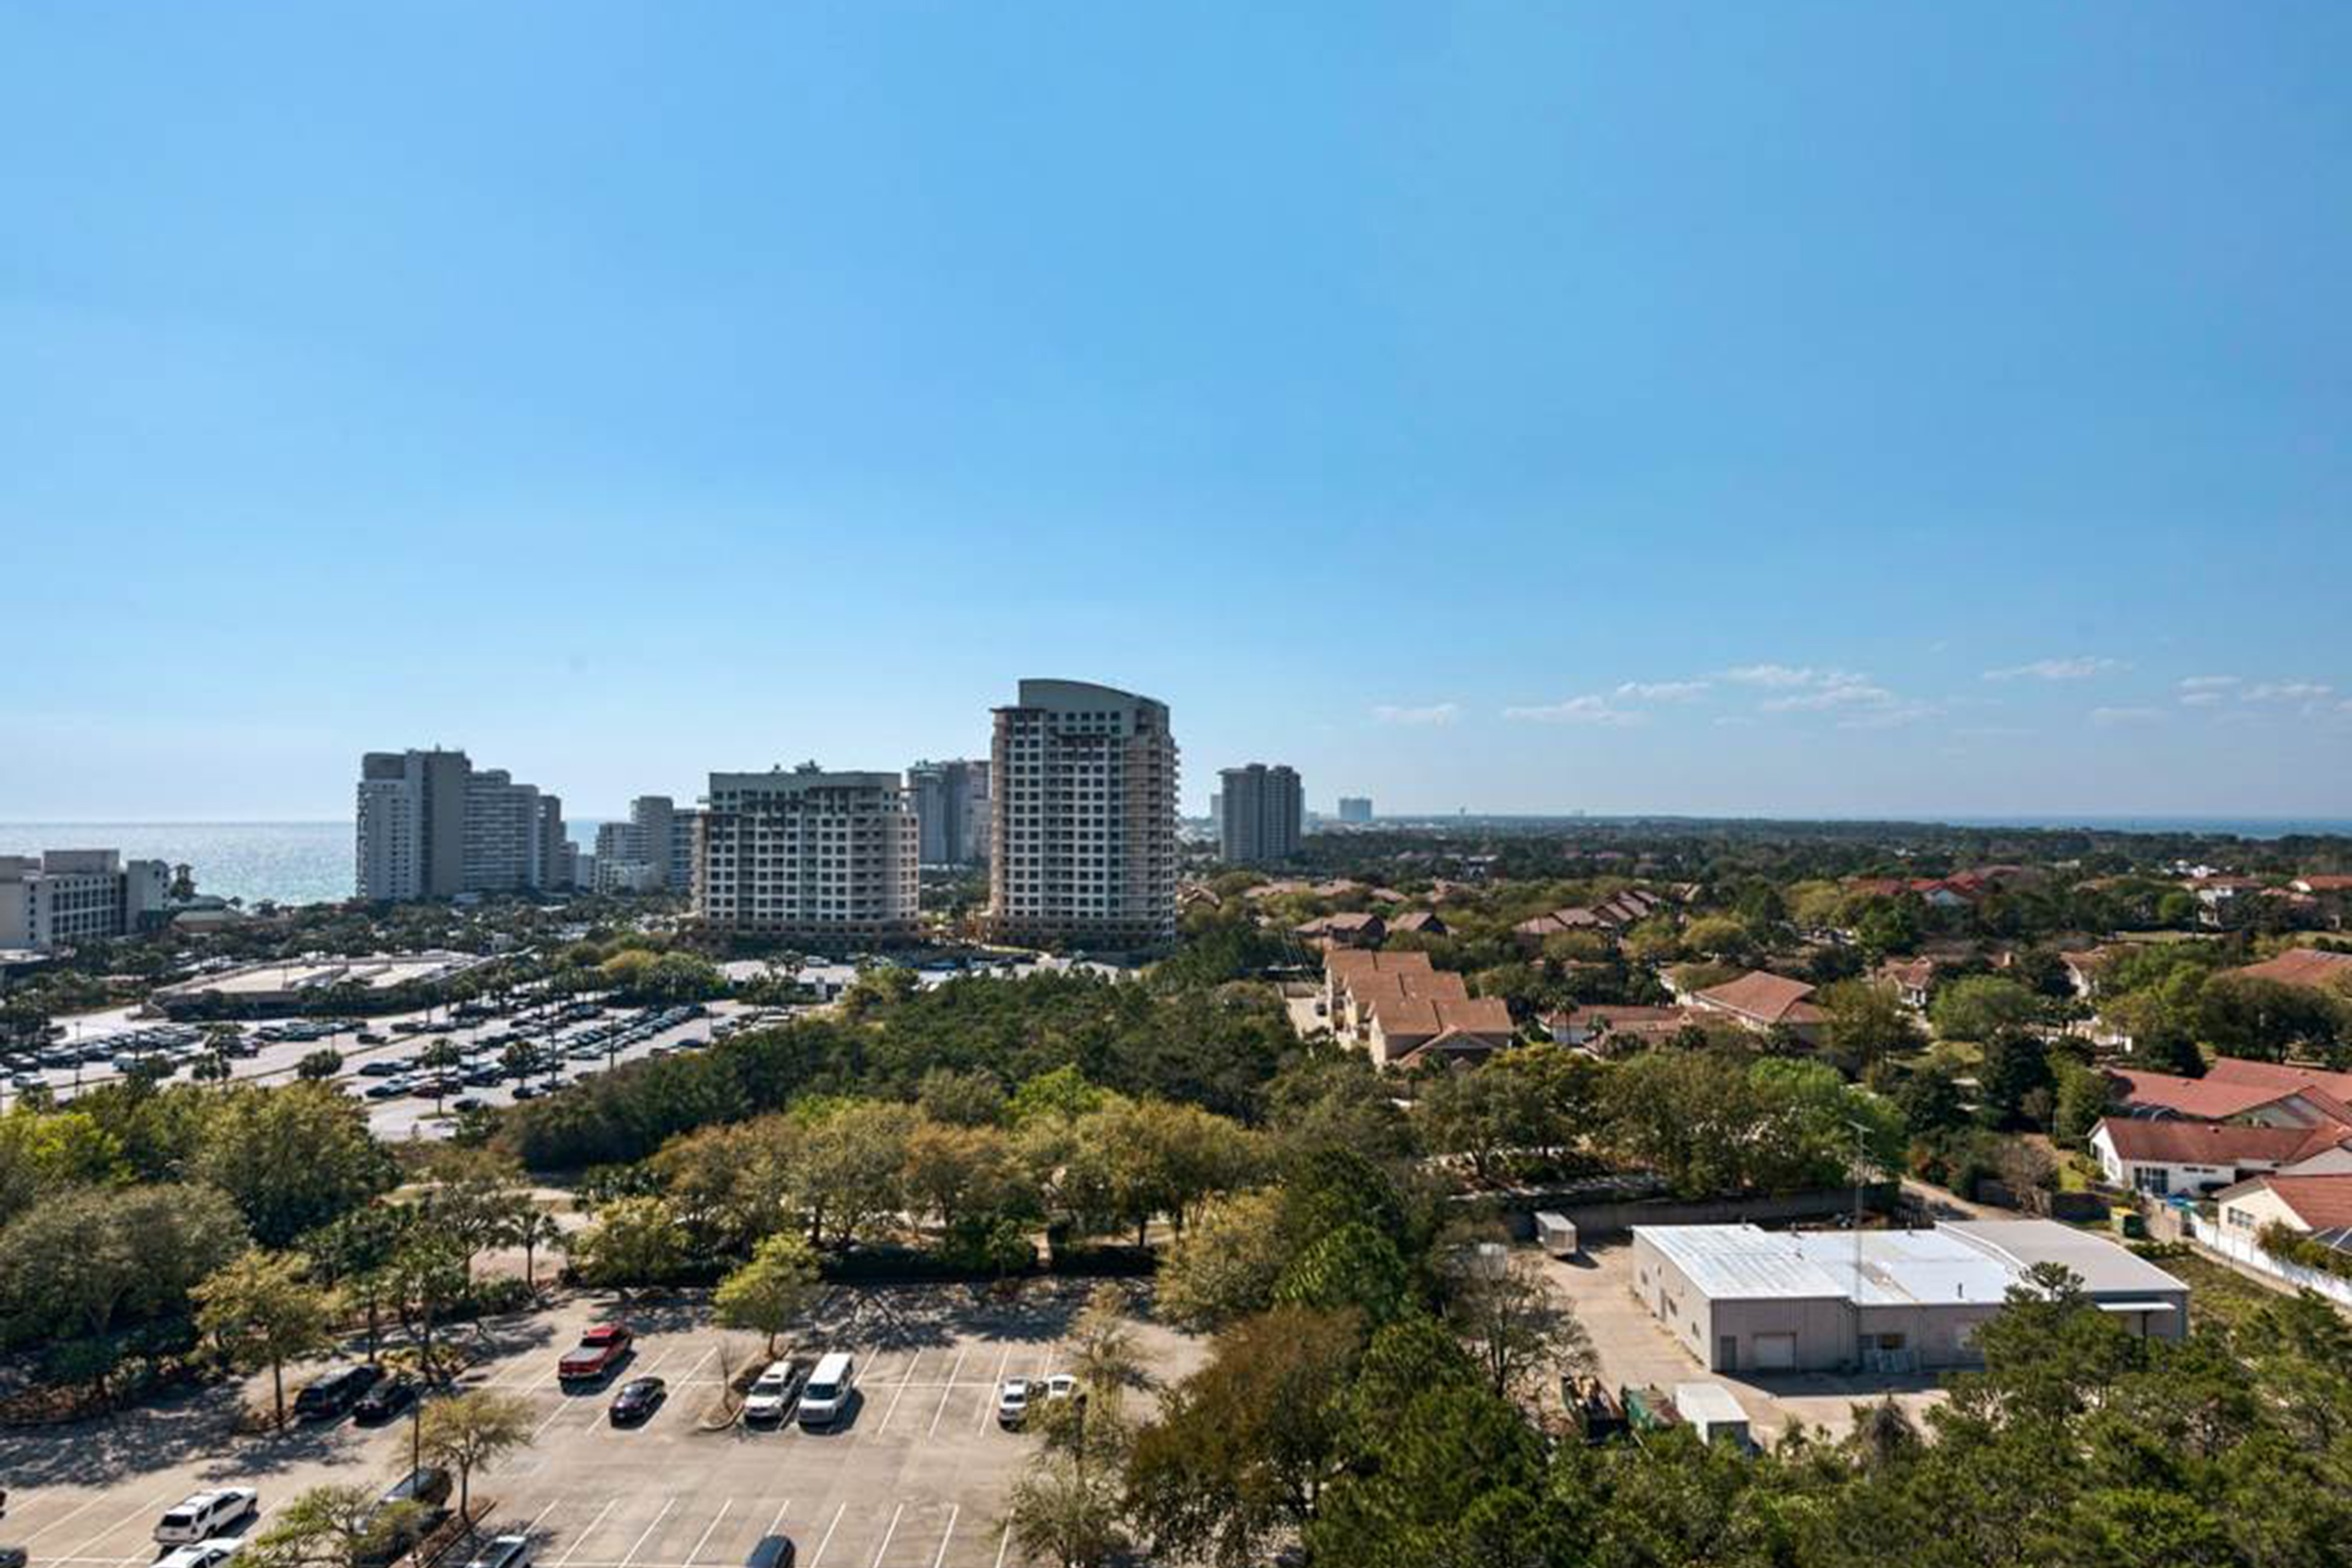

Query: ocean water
<box><xmin>0</xmin><ymin>822</ymin><xmax>355</xmax><ymax>907</ymax></box>
<box><xmin>0</xmin><ymin>820</ymin><xmax>617</xmax><ymax>909</ymax></box>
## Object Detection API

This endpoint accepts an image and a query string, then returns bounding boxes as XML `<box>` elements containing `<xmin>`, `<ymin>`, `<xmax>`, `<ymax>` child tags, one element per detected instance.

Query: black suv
<box><xmin>294</xmin><ymin>1364</ymin><xmax>384</xmax><ymax>1421</ymax></box>
<box><xmin>353</xmin><ymin>1373</ymin><xmax>418</xmax><ymax>1425</ymax></box>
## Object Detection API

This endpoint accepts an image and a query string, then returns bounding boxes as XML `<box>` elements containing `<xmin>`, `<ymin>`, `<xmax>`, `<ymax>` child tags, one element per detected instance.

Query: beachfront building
<box><xmin>693</xmin><ymin>765</ymin><xmax>919</xmax><ymax>945</ymax></box>
<box><xmin>986</xmin><ymin>679</ymin><xmax>1179</xmax><ymax>949</ymax></box>
<box><xmin>0</xmin><ymin>850</ymin><xmax>171</xmax><ymax>951</ymax></box>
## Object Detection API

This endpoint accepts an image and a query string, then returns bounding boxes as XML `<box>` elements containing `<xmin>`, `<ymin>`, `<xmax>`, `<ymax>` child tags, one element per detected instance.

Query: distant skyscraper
<box><xmin>907</xmin><ymin>758</ymin><xmax>991</xmax><ymax>866</ymax></box>
<box><xmin>593</xmin><ymin>795</ymin><xmax>700</xmax><ymax>893</ymax></box>
<box><xmin>1218</xmin><ymin>764</ymin><xmax>1304</xmax><ymax>864</ymax></box>
<box><xmin>1337</xmin><ymin>796</ymin><xmax>1373</xmax><ymax>823</ymax></box>
<box><xmin>987</xmin><ymin>679</ymin><xmax>1179</xmax><ymax>948</ymax></box>
<box><xmin>356</xmin><ymin>748</ymin><xmax>471</xmax><ymax>900</ymax></box>
<box><xmin>693</xmin><ymin>765</ymin><xmax>919</xmax><ymax>943</ymax></box>
<box><xmin>356</xmin><ymin>749</ymin><xmax>567</xmax><ymax>900</ymax></box>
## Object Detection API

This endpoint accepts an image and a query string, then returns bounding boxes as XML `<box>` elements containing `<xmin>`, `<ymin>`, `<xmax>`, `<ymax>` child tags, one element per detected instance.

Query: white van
<box><xmin>796</xmin><ymin>1353</ymin><xmax>857</xmax><ymax>1429</ymax></box>
<box><xmin>155</xmin><ymin>1491</ymin><xmax>256</xmax><ymax>1546</ymax></box>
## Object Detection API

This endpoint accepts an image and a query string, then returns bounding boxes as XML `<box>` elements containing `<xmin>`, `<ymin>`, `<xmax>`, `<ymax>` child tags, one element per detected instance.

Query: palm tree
<box><xmin>506</xmin><ymin>1207</ymin><xmax>564</xmax><ymax>1294</ymax></box>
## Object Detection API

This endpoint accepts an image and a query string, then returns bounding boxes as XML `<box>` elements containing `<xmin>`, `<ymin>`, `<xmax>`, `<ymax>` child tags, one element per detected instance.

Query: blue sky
<box><xmin>3</xmin><ymin>2</ymin><xmax>2347</xmax><ymax>820</ymax></box>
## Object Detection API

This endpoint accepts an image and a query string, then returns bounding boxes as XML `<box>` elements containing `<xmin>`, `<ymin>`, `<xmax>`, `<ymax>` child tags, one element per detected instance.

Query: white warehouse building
<box><xmin>1630</xmin><ymin>1220</ymin><xmax>2189</xmax><ymax>1374</ymax></box>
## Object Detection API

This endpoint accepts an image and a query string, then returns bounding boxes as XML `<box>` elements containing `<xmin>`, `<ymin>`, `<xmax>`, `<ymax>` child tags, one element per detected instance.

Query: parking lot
<box><xmin>0</xmin><ymin>1280</ymin><xmax>1201</xmax><ymax>1568</ymax></box>
<box><xmin>1</xmin><ymin>998</ymin><xmax>771</xmax><ymax>1141</ymax></box>
<box><xmin>1544</xmin><ymin>1241</ymin><xmax>1946</xmax><ymax>1443</ymax></box>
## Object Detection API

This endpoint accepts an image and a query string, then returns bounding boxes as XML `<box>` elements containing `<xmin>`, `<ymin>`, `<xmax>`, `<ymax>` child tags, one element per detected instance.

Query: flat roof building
<box><xmin>694</xmin><ymin>765</ymin><xmax>918</xmax><ymax>945</ymax></box>
<box><xmin>0</xmin><ymin>850</ymin><xmax>171</xmax><ymax>951</ymax></box>
<box><xmin>1631</xmin><ymin>1220</ymin><xmax>2188</xmax><ymax>1374</ymax></box>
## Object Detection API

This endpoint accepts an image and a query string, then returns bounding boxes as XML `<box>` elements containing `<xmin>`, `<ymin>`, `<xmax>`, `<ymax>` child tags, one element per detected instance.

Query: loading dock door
<box><xmin>1753</xmin><ymin>1332</ymin><xmax>1797</xmax><ymax>1371</ymax></box>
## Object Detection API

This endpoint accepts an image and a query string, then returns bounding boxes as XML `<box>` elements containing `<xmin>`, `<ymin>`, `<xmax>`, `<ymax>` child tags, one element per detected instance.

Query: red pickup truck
<box><xmin>558</xmin><ymin>1324</ymin><xmax>633</xmax><ymax>1383</ymax></box>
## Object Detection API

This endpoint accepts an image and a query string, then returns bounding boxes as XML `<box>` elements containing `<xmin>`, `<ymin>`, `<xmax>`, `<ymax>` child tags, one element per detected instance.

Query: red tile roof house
<box><xmin>1511</xmin><ymin>890</ymin><xmax>1666</xmax><ymax>948</ymax></box>
<box><xmin>2107</xmin><ymin>1057</ymin><xmax>2352</xmax><ymax>1129</ymax></box>
<box><xmin>1873</xmin><ymin>956</ymin><xmax>1938</xmax><ymax>1010</ymax></box>
<box><xmin>1363</xmin><ymin>992</ymin><xmax>1517</xmax><ymax>1069</ymax></box>
<box><xmin>1690</xmin><ymin>971</ymin><xmax>1827</xmax><ymax>1042</ymax></box>
<box><xmin>1542</xmin><ymin>1003</ymin><xmax>1706</xmax><ymax>1056</ymax></box>
<box><xmin>2213</xmin><ymin>1171</ymin><xmax>2352</xmax><ymax>1255</ymax></box>
<box><xmin>2090</xmin><ymin>1115</ymin><xmax>2352</xmax><ymax>1198</ymax></box>
<box><xmin>1322</xmin><ymin>949</ymin><xmax>1467</xmax><ymax>1037</ymax></box>
<box><xmin>1293</xmin><ymin>911</ymin><xmax>1386</xmax><ymax>949</ymax></box>
<box><xmin>2227</xmin><ymin>946</ymin><xmax>2352</xmax><ymax>991</ymax></box>
<box><xmin>1388</xmin><ymin>909</ymin><xmax>1449</xmax><ymax>937</ymax></box>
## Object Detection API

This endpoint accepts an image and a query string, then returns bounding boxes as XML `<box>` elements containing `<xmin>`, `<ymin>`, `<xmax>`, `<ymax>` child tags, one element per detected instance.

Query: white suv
<box><xmin>743</xmin><ymin>1359</ymin><xmax>805</xmax><ymax>1425</ymax></box>
<box><xmin>156</xmin><ymin>1491</ymin><xmax>256</xmax><ymax>1546</ymax></box>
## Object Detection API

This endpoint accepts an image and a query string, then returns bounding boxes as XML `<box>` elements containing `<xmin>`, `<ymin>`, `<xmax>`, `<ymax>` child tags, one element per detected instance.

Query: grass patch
<box><xmin>2160</xmin><ymin>1253</ymin><xmax>2292</xmax><ymax>1336</ymax></box>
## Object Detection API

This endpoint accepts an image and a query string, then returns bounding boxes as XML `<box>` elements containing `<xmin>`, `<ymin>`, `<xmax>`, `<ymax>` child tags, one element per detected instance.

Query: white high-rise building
<box><xmin>356</xmin><ymin>749</ymin><xmax>568</xmax><ymax>901</ymax></box>
<box><xmin>593</xmin><ymin>796</ymin><xmax>699</xmax><ymax>893</ymax></box>
<box><xmin>986</xmin><ymin>679</ymin><xmax>1178</xmax><ymax>948</ymax></box>
<box><xmin>0</xmin><ymin>850</ymin><xmax>170</xmax><ymax>951</ymax></box>
<box><xmin>1217</xmin><ymin>763</ymin><xmax>1304</xmax><ymax>865</ymax></box>
<box><xmin>693</xmin><ymin>765</ymin><xmax>918</xmax><ymax>943</ymax></box>
<box><xmin>357</xmin><ymin>749</ymin><xmax>471</xmax><ymax>900</ymax></box>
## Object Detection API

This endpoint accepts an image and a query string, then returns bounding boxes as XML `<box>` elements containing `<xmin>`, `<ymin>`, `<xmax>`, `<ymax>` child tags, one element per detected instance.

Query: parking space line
<box><xmin>19</xmin><ymin>1493</ymin><xmax>108</xmax><ymax>1544</ymax></box>
<box><xmin>807</xmin><ymin>1503</ymin><xmax>846</xmax><ymax>1568</ymax></box>
<box><xmin>877</xmin><ymin>1350</ymin><xmax>922</xmax><ymax>1430</ymax></box>
<box><xmin>925</xmin><ymin>1349</ymin><xmax>966</xmax><ymax>1436</ymax></box>
<box><xmin>992</xmin><ymin>1525</ymin><xmax>1012</xmax><ymax>1568</ymax></box>
<box><xmin>681</xmin><ymin>1345</ymin><xmax>717</xmax><ymax>1382</ymax></box>
<box><xmin>619</xmin><ymin>1497</ymin><xmax>678</xmax><ymax>1568</ymax></box>
<box><xmin>524</xmin><ymin>1500</ymin><xmax>561</xmax><ymax>1537</ymax></box>
<box><xmin>556</xmin><ymin>1498</ymin><xmax>621</xmax><ymax>1566</ymax></box>
<box><xmin>66</xmin><ymin>1490</ymin><xmax>174</xmax><ymax>1558</ymax></box>
<box><xmin>977</xmin><ymin>1345</ymin><xmax>1011</xmax><ymax>1431</ymax></box>
<box><xmin>681</xmin><ymin>1499</ymin><xmax>731</xmax><ymax>1566</ymax></box>
<box><xmin>532</xmin><ymin>1391</ymin><xmax>581</xmax><ymax>1441</ymax></box>
<box><xmin>866</xmin><ymin>1504</ymin><xmax>903</xmax><ymax>1568</ymax></box>
<box><xmin>929</xmin><ymin>1505</ymin><xmax>958</xmax><ymax>1568</ymax></box>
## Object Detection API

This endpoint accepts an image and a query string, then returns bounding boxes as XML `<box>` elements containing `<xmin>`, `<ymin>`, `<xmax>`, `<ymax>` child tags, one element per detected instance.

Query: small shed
<box><xmin>1537</xmin><ymin>1212</ymin><xmax>1580</xmax><ymax>1258</ymax></box>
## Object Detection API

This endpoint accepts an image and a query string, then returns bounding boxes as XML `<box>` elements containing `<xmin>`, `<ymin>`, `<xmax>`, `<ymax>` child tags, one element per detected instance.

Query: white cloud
<box><xmin>2179</xmin><ymin>675</ymin><xmax>2239</xmax><ymax>690</ymax></box>
<box><xmin>1759</xmin><ymin>681</ymin><xmax>1893</xmax><ymax>713</ymax></box>
<box><xmin>1721</xmin><ymin>663</ymin><xmax>1863</xmax><ymax>689</ymax></box>
<box><xmin>2090</xmin><ymin>706</ymin><xmax>2166</xmax><ymax>727</ymax></box>
<box><xmin>1613</xmin><ymin>680</ymin><xmax>1711</xmax><ymax>703</ymax></box>
<box><xmin>1502</xmin><ymin>694</ymin><xmax>1644</xmax><ymax>726</ymax></box>
<box><xmin>2242</xmin><ymin>680</ymin><xmax>2335</xmax><ymax>704</ymax></box>
<box><xmin>1983</xmin><ymin>656</ymin><xmax>2128</xmax><ymax>682</ymax></box>
<box><xmin>1371</xmin><ymin>702</ymin><xmax>1460</xmax><ymax>727</ymax></box>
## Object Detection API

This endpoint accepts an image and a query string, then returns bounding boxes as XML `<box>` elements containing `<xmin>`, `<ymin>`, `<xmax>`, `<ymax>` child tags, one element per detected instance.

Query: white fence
<box><xmin>2187</xmin><ymin>1213</ymin><xmax>2352</xmax><ymax>1309</ymax></box>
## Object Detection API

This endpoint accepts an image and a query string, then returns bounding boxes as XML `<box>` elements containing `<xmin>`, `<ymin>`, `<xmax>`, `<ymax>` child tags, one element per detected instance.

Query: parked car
<box><xmin>796</xmin><ymin>1353</ymin><xmax>856</xmax><ymax>1429</ymax></box>
<box><xmin>353</xmin><ymin>1373</ymin><xmax>418</xmax><ymax>1425</ymax></box>
<box><xmin>742</xmin><ymin>1359</ymin><xmax>806</xmax><ymax>1425</ymax></box>
<box><xmin>155</xmin><ymin>1491</ymin><xmax>257</xmax><ymax>1546</ymax></box>
<box><xmin>994</xmin><ymin>1378</ymin><xmax>1033</xmax><ymax>1429</ymax></box>
<box><xmin>156</xmin><ymin>1538</ymin><xmax>245</xmax><ymax>1568</ymax></box>
<box><xmin>378</xmin><ymin>1467</ymin><xmax>452</xmax><ymax>1511</ymax></box>
<box><xmin>355</xmin><ymin>1470</ymin><xmax>450</xmax><ymax>1568</ymax></box>
<box><xmin>743</xmin><ymin>1536</ymin><xmax>796</xmax><ymax>1568</ymax></box>
<box><xmin>459</xmin><ymin>1535</ymin><xmax>532</xmax><ymax>1568</ymax></box>
<box><xmin>559</xmin><ymin>1324</ymin><xmax>633</xmax><ymax>1383</ymax></box>
<box><xmin>294</xmin><ymin>1364</ymin><xmax>383</xmax><ymax>1422</ymax></box>
<box><xmin>610</xmin><ymin>1376</ymin><xmax>666</xmax><ymax>1425</ymax></box>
